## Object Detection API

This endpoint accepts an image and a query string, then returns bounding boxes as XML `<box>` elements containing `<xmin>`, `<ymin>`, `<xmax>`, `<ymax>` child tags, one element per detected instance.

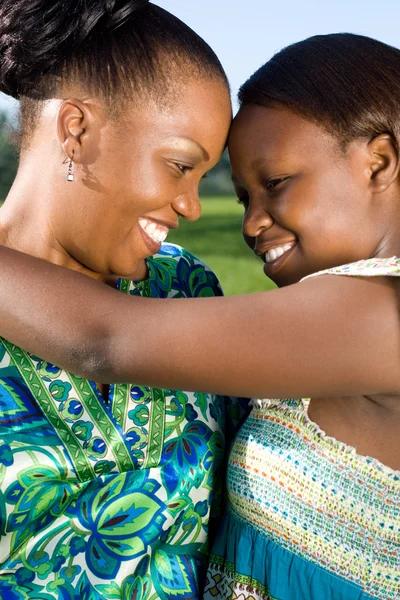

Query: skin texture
<box><xmin>0</xmin><ymin>76</ymin><xmax>231</xmax><ymax>398</ymax></box>
<box><xmin>231</xmin><ymin>106</ymin><xmax>400</xmax><ymax>286</ymax></box>
<box><xmin>0</xmin><ymin>78</ymin><xmax>231</xmax><ymax>281</ymax></box>
<box><xmin>0</xmin><ymin>106</ymin><xmax>399</xmax><ymax>467</ymax></box>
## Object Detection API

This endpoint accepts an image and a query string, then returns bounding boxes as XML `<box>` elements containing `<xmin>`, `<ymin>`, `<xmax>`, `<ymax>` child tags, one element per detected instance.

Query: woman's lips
<box><xmin>138</xmin><ymin>217</ymin><xmax>169</xmax><ymax>244</ymax></box>
<box><xmin>138</xmin><ymin>217</ymin><xmax>170</xmax><ymax>253</ymax></box>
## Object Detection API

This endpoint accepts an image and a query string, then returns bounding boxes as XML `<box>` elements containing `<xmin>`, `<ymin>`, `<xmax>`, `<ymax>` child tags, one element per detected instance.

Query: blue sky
<box><xmin>1</xmin><ymin>0</ymin><xmax>400</xmax><ymax>112</ymax></box>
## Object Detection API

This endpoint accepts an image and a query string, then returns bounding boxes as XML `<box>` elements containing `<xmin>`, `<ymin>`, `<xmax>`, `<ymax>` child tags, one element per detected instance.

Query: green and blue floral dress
<box><xmin>0</xmin><ymin>244</ymin><xmax>229</xmax><ymax>600</ymax></box>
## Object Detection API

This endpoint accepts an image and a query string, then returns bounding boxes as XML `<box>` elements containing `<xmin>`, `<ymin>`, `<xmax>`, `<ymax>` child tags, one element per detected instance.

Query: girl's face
<box><xmin>52</xmin><ymin>79</ymin><xmax>231</xmax><ymax>279</ymax></box>
<box><xmin>228</xmin><ymin>105</ymin><xmax>385</xmax><ymax>286</ymax></box>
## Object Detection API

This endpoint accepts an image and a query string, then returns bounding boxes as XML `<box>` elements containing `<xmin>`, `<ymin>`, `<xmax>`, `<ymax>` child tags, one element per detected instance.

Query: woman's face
<box><xmin>228</xmin><ymin>105</ymin><xmax>384</xmax><ymax>286</ymax></box>
<box><xmin>54</xmin><ymin>79</ymin><xmax>231</xmax><ymax>279</ymax></box>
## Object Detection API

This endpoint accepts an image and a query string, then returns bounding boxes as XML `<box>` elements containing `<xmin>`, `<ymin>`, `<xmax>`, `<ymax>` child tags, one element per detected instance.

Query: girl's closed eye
<box><xmin>266</xmin><ymin>176</ymin><xmax>290</xmax><ymax>192</ymax></box>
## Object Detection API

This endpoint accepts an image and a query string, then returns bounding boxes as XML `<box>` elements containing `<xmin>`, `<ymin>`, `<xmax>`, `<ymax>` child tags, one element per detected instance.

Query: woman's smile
<box><xmin>138</xmin><ymin>216</ymin><xmax>175</xmax><ymax>253</ymax></box>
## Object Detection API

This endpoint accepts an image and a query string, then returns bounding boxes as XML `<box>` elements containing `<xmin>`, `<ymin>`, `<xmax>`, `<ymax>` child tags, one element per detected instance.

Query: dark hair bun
<box><xmin>0</xmin><ymin>0</ymin><xmax>149</xmax><ymax>99</ymax></box>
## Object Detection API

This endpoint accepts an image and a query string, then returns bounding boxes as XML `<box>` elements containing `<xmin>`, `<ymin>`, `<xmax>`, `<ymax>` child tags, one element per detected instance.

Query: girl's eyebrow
<box><xmin>250</xmin><ymin>156</ymin><xmax>283</xmax><ymax>169</ymax></box>
<box><xmin>231</xmin><ymin>157</ymin><xmax>284</xmax><ymax>184</ymax></box>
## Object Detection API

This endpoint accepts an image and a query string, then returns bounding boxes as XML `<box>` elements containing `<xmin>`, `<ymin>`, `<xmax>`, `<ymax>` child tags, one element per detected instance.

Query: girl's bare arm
<box><xmin>0</xmin><ymin>245</ymin><xmax>399</xmax><ymax>398</ymax></box>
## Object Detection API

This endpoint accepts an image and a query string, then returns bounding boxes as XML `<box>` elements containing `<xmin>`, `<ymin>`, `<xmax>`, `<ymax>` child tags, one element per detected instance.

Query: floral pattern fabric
<box><xmin>0</xmin><ymin>244</ymin><xmax>226</xmax><ymax>600</ymax></box>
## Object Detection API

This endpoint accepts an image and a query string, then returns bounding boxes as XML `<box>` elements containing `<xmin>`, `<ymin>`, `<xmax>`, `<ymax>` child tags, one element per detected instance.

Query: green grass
<box><xmin>168</xmin><ymin>196</ymin><xmax>276</xmax><ymax>296</ymax></box>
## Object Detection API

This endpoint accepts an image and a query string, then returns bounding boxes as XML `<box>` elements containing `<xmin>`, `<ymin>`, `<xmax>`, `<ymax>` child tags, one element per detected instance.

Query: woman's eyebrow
<box><xmin>167</xmin><ymin>136</ymin><xmax>210</xmax><ymax>161</ymax></box>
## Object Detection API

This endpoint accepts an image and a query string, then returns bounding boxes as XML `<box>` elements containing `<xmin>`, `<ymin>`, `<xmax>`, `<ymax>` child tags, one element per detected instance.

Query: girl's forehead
<box><xmin>232</xmin><ymin>105</ymin><xmax>311</xmax><ymax>135</ymax></box>
<box><xmin>229</xmin><ymin>105</ymin><xmax>337</xmax><ymax>156</ymax></box>
<box><xmin>228</xmin><ymin>106</ymin><xmax>345</xmax><ymax>180</ymax></box>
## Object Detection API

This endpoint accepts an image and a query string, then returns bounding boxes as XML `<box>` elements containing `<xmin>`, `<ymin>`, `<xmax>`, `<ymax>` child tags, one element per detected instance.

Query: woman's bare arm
<box><xmin>0</xmin><ymin>245</ymin><xmax>399</xmax><ymax>398</ymax></box>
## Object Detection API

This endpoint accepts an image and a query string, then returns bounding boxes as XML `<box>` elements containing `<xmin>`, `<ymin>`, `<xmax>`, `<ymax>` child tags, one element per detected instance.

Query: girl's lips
<box><xmin>263</xmin><ymin>242</ymin><xmax>297</xmax><ymax>275</ymax></box>
<box><xmin>264</xmin><ymin>242</ymin><xmax>296</xmax><ymax>264</ymax></box>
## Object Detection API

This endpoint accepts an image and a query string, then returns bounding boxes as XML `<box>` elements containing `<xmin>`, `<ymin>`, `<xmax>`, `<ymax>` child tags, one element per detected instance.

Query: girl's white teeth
<box><xmin>139</xmin><ymin>218</ymin><xmax>168</xmax><ymax>245</ymax></box>
<box><xmin>264</xmin><ymin>243</ymin><xmax>294</xmax><ymax>264</ymax></box>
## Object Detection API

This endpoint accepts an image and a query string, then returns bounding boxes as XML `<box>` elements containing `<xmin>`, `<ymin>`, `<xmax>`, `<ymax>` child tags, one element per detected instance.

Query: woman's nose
<box><xmin>172</xmin><ymin>192</ymin><xmax>202</xmax><ymax>223</ymax></box>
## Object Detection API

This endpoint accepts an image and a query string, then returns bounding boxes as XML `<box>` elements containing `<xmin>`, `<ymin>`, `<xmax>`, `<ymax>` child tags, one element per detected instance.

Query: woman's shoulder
<box><xmin>152</xmin><ymin>242</ymin><xmax>208</xmax><ymax>265</ymax></box>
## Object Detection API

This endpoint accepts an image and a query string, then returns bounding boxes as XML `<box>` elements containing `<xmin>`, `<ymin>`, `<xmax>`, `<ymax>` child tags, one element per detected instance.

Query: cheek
<box><xmin>276</xmin><ymin>174</ymin><xmax>348</xmax><ymax>232</ymax></box>
<box><xmin>96</xmin><ymin>156</ymin><xmax>170</xmax><ymax>215</ymax></box>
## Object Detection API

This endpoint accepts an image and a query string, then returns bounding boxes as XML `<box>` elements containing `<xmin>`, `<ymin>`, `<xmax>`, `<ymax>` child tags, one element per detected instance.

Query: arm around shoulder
<box><xmin>109</xmin><ymin>273</ymin><xmax>400</xmax><ymax>397</ymax></box>
<box><xmin>0</xmin><ymin>245</ymin><xmax>398</xmax><ymax>397</ymax></box>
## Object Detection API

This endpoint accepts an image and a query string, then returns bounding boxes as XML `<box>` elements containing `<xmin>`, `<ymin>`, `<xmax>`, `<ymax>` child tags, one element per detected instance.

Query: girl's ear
<box><xmin>368</xmin><ymin>133</ymin><xmax>400</xmax><ymax>193</ymax></box>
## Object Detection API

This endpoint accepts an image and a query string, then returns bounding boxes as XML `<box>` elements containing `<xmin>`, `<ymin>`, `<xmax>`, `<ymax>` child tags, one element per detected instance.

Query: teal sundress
<box><xmin>205</xmin><ymin>257</ymin><xmax>400</xmax><ymax>600</ymax></box>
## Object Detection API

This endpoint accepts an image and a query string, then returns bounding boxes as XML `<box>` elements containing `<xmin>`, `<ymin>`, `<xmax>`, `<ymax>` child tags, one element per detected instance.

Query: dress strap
<box><xmin>301</xmin><ymin>256</ymin><xmax>400</xmax><ymax>281</ymax></box>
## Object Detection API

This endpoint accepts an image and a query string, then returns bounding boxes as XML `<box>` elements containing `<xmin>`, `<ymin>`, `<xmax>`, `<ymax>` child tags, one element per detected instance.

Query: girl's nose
<box><xmin>242</xmin><ymin>201</ymin><xmax>274</xmax><ymax>239</ymax></box>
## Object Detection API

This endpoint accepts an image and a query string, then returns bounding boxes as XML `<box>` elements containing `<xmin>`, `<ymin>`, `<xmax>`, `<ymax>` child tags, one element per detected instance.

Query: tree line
<box><xmin>0</xmin><ymin>111</ymin><xmax>234</xmax><ymax>201</ymax></box>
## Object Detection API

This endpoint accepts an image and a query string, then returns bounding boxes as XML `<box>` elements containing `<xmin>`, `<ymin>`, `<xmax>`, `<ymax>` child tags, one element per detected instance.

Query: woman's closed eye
<box><xmin>174</xmin><ymin>164</ymin><xmax>210</xmax><ymax>181</ymax></box>
<box><xmin>174</xmin><ymin>162</ymin><xmax>193</xmax><ymax>175</ymax></box>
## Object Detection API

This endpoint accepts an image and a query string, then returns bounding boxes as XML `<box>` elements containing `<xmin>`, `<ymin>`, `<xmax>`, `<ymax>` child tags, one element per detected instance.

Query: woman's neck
<box><xmin>0</xmin><ymin>169</ymin><xmax>108</xmax><ymax>282</ymax></box>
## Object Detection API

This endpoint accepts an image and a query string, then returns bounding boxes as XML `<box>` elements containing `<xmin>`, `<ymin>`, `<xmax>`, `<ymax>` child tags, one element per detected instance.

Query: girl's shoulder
<box><xmin>302</xmin><ymin>256</ymin><xmax>400</xmax><ymax>281</ymax></box>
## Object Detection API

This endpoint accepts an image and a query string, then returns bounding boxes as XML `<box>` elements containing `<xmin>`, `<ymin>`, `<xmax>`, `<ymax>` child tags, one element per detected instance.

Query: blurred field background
<box><xmin>168</xmin><ymin>197</ymin><xmax>276</xmax><ymax>295</ymax></box>
<box><xmin>0</xmin><ymin>112</ymin><xmax>274</xmax><ymax>295</ymax></box>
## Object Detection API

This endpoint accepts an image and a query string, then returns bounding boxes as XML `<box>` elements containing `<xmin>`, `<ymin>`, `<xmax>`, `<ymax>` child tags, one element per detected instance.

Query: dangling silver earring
<box><xmin>63</xmin><ymin>150</ymin><xmax>75</xmax><ymax>181</ymax></box>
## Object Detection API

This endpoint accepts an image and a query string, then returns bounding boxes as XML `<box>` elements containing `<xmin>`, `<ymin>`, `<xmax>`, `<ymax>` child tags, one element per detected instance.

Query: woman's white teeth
<box><xmin>139</xmin><ymin>218</ymin><xmax>168</xmax><ymax>244</ymax></box>
<box><xmin>264</xmin><ymin>243</ymin><xmax>294</xmax><ymax>264</ymax></box>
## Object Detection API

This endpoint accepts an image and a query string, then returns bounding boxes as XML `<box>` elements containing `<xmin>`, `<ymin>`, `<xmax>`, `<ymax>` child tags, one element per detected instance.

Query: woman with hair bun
<box><xmin>0</xmin><ymin>1</ymin><xmax>233</xmax><ymax>598</ymax></box>
<box><xmin>0</xmin><ymin>32</ymin><xmax>400</xmax><ymax>599</ymax></box>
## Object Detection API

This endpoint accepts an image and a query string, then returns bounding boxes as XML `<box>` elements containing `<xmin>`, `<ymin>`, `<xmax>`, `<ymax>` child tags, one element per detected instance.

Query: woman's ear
<box><xmin>368</xmin><ymin>133</ymin><xmax>400</xmax><ymax>193</ymax></box>
<box><xmin>57</xmin><ymin>99</ymin><xmax>96</xmax><ymax>164</ymax></box>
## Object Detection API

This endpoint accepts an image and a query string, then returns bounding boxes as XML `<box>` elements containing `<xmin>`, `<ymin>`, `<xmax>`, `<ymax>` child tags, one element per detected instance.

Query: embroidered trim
<box><xmin>205</xmin><ymin>555</ymin><xmax>278</xmax><ymax>600</ymax></box>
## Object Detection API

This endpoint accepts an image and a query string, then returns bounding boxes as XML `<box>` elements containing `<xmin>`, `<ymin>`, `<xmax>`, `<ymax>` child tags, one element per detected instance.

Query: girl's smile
<box><xmin>229</xmin><ymin>104</ymin><xmax>396</xmax><ymax>286</ymax></box>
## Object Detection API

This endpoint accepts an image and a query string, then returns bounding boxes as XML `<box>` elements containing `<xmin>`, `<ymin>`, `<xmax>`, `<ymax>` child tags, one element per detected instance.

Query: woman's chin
<box><xmin>112</xmin><ymin>257</ymin><xmax>149</xmax><ymax>281</ymax></box>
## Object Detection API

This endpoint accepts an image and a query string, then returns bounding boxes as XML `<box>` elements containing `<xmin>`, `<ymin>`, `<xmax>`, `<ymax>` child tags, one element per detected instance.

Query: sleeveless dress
<box><xmin>204</xmin><ymin>257</ymin><xmax>400</xmax><ymax>600</ymax></box>
<box><xmin>0</xmin><ymin>244</ymin><xmax>235</xmax><ymax>600</ymax></box>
